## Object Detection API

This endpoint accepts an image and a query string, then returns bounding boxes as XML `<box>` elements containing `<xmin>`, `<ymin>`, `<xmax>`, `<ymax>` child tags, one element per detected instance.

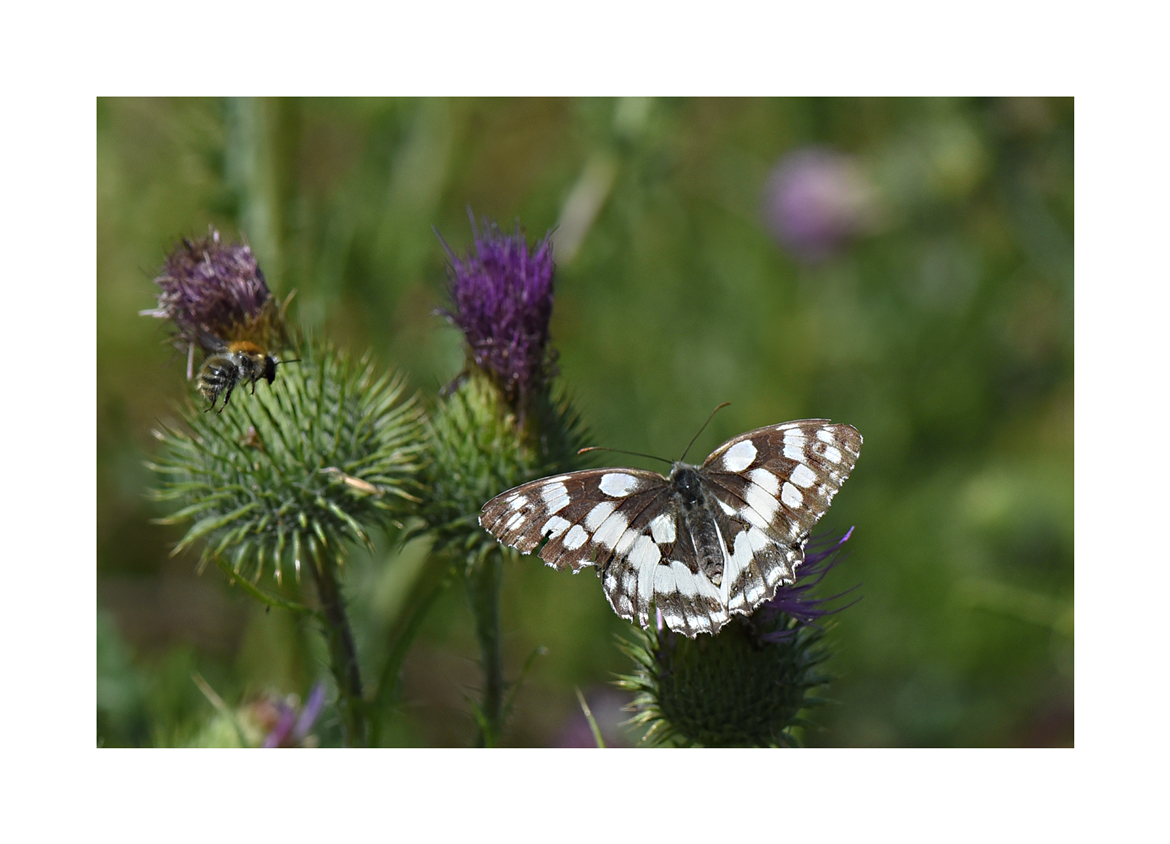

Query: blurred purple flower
<box><xmin>259</xmin><ymin>681</ymin><xmax>327</xmax><ymax>748</ymax></box>
<box><xmin>757</xmin><ymin>527</ymin><xmax>859</xmax><ymax>642</ymax></box>
<box><xmin>438</xmin><ymin>214</ymin><xmax>557</xmax><ymax>406</ymax></box>
<box><xmin>763</xmin><ymin>148</ymin><xmax>874</xmax><ymax>262</ymax></box>
<box><xmin>141</xmin><ymin>228</ymin><xmax>275</xmax><ymax>375</ymax></box>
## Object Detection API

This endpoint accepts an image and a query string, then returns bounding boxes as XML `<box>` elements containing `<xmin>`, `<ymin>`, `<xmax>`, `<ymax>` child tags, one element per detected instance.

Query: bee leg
<box><xmin>217</xmin><ymin>382</ymin><xmax>235</xmax><ymax>414</ymax></box>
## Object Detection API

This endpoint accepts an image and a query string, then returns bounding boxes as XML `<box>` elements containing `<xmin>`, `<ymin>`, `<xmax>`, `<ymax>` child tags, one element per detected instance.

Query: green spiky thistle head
<box><xmin>619</xmin><ymin>531</ymin><xmax>857</xmax><ymax>747</ymax></box>
<box><xmin>149</xmin><ymin>341</ymin><xmax>424</xmax><ymax>585</ymax></box>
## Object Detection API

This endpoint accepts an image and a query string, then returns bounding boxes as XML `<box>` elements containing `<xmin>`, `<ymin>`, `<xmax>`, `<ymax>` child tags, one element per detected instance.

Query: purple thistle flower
<box><xmin>260</xmin><ymin>681</ymin><xmax>327</xmax><ymax>748</ymax></box>
<box><xmin>762</xmin><ymin>148</ymin><xmax>874</xmax><ymax>263</ymax></box>
<box><xmin>757</xmin><ymin>527</ymin><xmax>859</xmax><ymax>642</ymax></box>
<box><xmin>438</xmin><ymin>214</ymin><xmax>557</xmax><ymax>407</ymax></box>
<box><xmin>141</xmin><ymin>228</ymin><xmax>277</xmax><ymax>376</ymax></box>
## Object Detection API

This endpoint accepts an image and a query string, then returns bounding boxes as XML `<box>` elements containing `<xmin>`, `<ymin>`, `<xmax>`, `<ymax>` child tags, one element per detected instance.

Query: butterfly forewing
<box><xmin>699</xmin><ymin>420</ymin><xmax>861</xmax><ymax>616</ymax></box>
<box><xmin>479</xmin><ymin>419</ymin><xmax>862</xmax><ymax>637</ymax></box>
<box><xmin>480</xmin><ymin>469</ymin><xmax>669</xmax><ymax>570</ymax></box>
<box><xmin>702</xmin><ymin>421</ymin><xmax>862</xmax><ymax>544</ymax></box>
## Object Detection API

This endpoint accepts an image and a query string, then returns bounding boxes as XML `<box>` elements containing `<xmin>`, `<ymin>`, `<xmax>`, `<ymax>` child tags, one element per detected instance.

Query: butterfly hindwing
<box><xmin>479</xmin><ymin>419</ymin><xmax>862</xmax><ymax>637</ymax></box>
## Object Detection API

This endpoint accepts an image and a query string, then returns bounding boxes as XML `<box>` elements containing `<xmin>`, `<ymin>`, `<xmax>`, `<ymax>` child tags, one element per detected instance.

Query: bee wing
<box><xmin>197</xmin><ymin>329</ymin><xmax>229</xmax><ymax>353</ymax></box>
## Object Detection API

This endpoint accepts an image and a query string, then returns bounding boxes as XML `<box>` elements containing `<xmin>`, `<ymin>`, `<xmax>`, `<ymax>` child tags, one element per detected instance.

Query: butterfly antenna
<box><xmin>276</xmin><ymin>358</ymin><xmax>301</xmax><ymax>367</ymax></box>
<box><xmin>577</xmin><ymin>446</ymin><xmax>672</xmax><ymax>467</ymax></box>
<box><xmin>679</xmin><ymin>402</ymin><xmax>731</xmax><ymax>463</ymax></box>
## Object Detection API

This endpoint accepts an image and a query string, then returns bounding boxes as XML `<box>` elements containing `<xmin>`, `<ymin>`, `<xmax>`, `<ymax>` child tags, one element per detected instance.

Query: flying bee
<box><xmin>196</xmin><ymin>333</ymin><xmax>298</xmax><ymax>413</ymax></box>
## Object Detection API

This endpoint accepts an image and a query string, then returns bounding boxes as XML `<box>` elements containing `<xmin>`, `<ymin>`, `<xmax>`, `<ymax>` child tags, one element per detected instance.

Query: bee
<box><xmin>196</xmin><ymin>333</ymin><xmax>298</xmax><ymax>413</ymax></box>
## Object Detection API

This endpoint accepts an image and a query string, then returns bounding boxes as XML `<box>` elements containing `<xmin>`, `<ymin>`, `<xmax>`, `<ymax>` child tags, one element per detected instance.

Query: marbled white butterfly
<box><xmin>480</xmin><ymin>419</ymin><xmax>862</xmax><ymax>637</ymax></box>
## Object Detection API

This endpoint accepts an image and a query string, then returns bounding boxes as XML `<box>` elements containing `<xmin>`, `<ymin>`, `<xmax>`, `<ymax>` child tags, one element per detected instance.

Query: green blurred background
<box><xmin>97</xmin><ymin>97</ymin><xmax>1072</xmax><ymax>747</ymax></box>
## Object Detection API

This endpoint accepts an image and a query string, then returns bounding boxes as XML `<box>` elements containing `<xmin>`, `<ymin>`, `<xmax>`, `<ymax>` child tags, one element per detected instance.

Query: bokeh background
<box><xmin>97</xmin><ymin>97</ymin><xmax>1072</xmax><ymax>747</ymax></box>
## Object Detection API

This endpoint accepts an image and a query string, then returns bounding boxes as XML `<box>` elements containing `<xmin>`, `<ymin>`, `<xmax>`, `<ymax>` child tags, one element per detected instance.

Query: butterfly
<box><xmin>479</xmin><ymin>419</ymin><xmax>862</xmax><ymax>637</ymax></box>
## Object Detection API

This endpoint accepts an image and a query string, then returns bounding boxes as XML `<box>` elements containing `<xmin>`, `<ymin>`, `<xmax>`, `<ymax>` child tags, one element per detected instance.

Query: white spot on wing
<box><xmin>789</xmin><ymin>463</ymin><xmax>818</xmax><ymax>489</ymax></box>
<box><xmin>563</xmin><ymin>524</ymin><xmax>589</xmax><ymax>550</ymax></box>
<box><xmin>541</xmin><ymin>482</ymin><xmax>570</xmax><ymax>514</ymax></box>
<box><xmin>541</xmin><ymin>515</ymin><xmax>571</xmax><ymax>538</ymax></box>
<box><xmin>722</xmin><ymin>440</ymin><xmax>758</xmax><ymax>472</ymax></box>
<box><xmin>745</xmin><ymin>482</ymin><xmax>780</xmax><ymax>523</ymax></box>
<box><xmin>653</xmin><ymin>564</ymin><xmax>676</xmax><ymax>597</ymax></box>
<box><xmin>670</xmin><ymin>561</ymin><xmax>698</xmax><ymax>598</ymax></box>
<box><xmin>593</xmin><ymin>510</ymin><xmax>629</xmax><ymax>550</ymax></box>
<box><xmin>695</xmin><ymin>572</ymin><xmax>721</xmax><ymax>601</ymax></box>
<box><xmin>781</xmin><ymin>481</ymin><xmax>803</xmax><ymax>509</ymax></box>
<box><xmin>632</xmin><ymin>536</ymin><xmax>662</xmax><ymax>610</ymax></box>
<box><xmin>649</xmin><ymin>513</ymin><xmax>676</xmax><ymax>545</ymax></box>
<box><xmin>823</xmin><ymin>445</ymin><xmax>843</xmax><ymax>464</ymax></box>
<box><xmin>723</xmin><ymin>531</ymin><xmax>752</xmax><ymax>605</ymax></box>
<box><xmin>615</xmin><ymin>527</ymin><xmax>640</xmax><ymax>555</ymax></box>
<box><xmin>737</xmin><ymin>502</ymin><xmax>770</xmax><ymax>531</ymax></box>
<box><xmin>783</xmin><ymin>431</ymin><xmax>807</xmax><ymax>462</ymax></box>
<box><xmin>749</xmin><ymin>468</ymin><xmax>779</xmax><ymax>495</ymax></box>
<box><xmin>583</xmin><ymin>500</ymin><xmax>617</xmax><ymax>532</ymax></box>
<box><xmin>817</xmin><ymin>429</ymin><xmax>835</xmax><ymax>444</ymax></box>
<box><xmin>599</xmin><ymin>473</ymin><xmax>639</xmax><ymax>497</ymax></box>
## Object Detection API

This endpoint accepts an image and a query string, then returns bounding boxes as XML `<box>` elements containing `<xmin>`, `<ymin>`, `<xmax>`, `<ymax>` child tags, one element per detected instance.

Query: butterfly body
<box><xmin>480</xmin><ymin>420</ymin><xmax>861</xmax><ymax>637</ymax></box>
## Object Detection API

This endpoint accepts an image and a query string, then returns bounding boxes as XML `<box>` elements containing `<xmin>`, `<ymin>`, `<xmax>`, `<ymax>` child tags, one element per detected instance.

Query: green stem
<box><xmin>309</xmin><ymin>554</ymin><xmax>366</xmax><ymax>747</ymax></box>
<box><xmin>465</xmin><ymin>551</ymin><xmax>505</xmax><ymax>747</ymax></box>
<box><xmin>369</xmin><ymin>561</ymin><xmax>455</xmax><ymax>746</ymax></box>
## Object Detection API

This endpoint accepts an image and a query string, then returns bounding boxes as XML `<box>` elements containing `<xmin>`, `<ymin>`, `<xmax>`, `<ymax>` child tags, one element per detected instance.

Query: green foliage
<box><xmin>619</xmin><ymin>616</ymin><xmax>832</xmax><ymax>748</ymax></box>
<box><xmin>149</xmin><ymin>339</ymin><xmax>424</xmax><ymax>586</ymax></box>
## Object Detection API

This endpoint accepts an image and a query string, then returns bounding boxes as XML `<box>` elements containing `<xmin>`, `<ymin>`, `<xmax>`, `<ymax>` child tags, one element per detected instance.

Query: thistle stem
<box><xmin>309</xmin><ymin>555</ymin><xmax>366</xmax><ymax>747</ymax></box>
<box><xmin>465</xmin><ymin>551</ymin><xmax>505</xmax><ymax>747</ymax></box>
<box><xmin>369</xmin><ymin>560</ymin><xmax>455</xmax><ymax>746</ymax></box>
